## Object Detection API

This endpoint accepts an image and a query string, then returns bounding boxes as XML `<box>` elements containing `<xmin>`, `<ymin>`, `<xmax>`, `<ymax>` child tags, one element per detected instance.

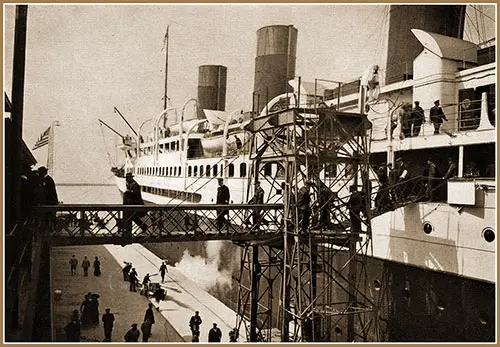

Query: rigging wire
<box><xmin>99</xmin><ymin>121</ymin><xmax>117</xmax><ymax>168</ymax></box>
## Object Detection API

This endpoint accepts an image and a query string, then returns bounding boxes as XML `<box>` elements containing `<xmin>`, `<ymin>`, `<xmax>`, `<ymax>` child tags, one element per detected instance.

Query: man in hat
<box><xmin>215</xmin><ymin>178</ymin><xmax>230</xmax><ymax>230</ymax></box>
<box><xmin>124</xmin><ymin>323</ymin><xmax>140</xmax><ymax>342</ymax></box>
<box><xmin>122</xmin><ymin>172</ymin><xmax>148</xmax><ymax>236</ymax></box>
<box><xmin>411</xmin><ymin>101</ymin><xmax>424</xmax><ymax>136</ymax></box>
<box><xmin>143</xmin><ymin>303</ymin><xmax>155</xmax><ymax>335</ymax></box>
<box><xmin>429</xmin><ymin>100</ymin><xmax>448</xmax><ymax>134</ymax></box>
<box><xmin>247</xmin><ymin>181</ymin><xmax>265</xmax><ymax>229</ymax></box>
<box><xmin>208</xmin><ymin>323</ymin><xmax>222</xmax><ymax>342</ymax></box>
<box><xmin>297</xmin><ymin>180</ymin><xmax>315</xmax><ymax>233</ymax></box>
<box><xmin>102</xmin><ymin>308</ymin><xmax>115</xmax><ymax>342</ymax></box>
<box><xmin>37</xmin><ymin>166</ymin><xmax>59</xmax><ymax>205</ymax></box>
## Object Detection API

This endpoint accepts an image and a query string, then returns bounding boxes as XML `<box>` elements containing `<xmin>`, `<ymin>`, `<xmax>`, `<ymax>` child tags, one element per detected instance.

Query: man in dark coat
<box><xmin>64</xmin><ymin>317</ymin><xmax>81</xmax><ymax>342</ymax></box>
<box><xmin>124</xmin><ymin>323</ymin><xmax>140</xmax><ymax>342</ymax></box>
<box><xmin>430</xmin><ymin>99</ymin><xmax>448</xmax><ymax>134</ymax></box>
<box><xmin>348</xmin><ymin>186</ymin><xmax>363</xmax><ymax>233</ymax></box>
<box><xmin>102</xmin><ymin>308</ymin><xmax>115</xmax><ymax>342</ymax></box>
<box><xmin>129</xmin><ymin>268</ymin><xmax>138</xmax><ymax>292</ymax></box>
<box><xmin>208</xmin><ymin>323</ymin><xmax>222</xmax><ymax>342</ymax></box>
<box><xmin>248</xmin><ymin>181</ymin><xmax>265</xmax><ymax>228</ymax></box>
<box><xmin>411</xmin><ymin>101</ymin><xmax>425</xmax><ymax>136</ymax></box>
<box><xmin>81</xmin><ymin>256</ymin><xmax>91</xmax><ymax>277</ymax></box>
<box><xmin>123</xmin><ymin>262</ymin><xmax>132</xmax><ymax>281</ymax></box>
<box><xmin>37</xmin><ymin>166</ymin><xmax>59</xmax><ymax>205</ymax></box>
<box><xmin>159</xmin><ymin>262</ymin><xmax>168</xmax><ymax>283</ymax></box>
<box><xmin>215</xmin><ymin>178</ymin><xmax>230</xmax><ymax>230</ymax></box>
<box><xmin>297</xmin><ymin>181</ymin><xmax>314</xmax><ymax>233</ymax></box>
<box><xmin>143</xmin><ymin>303</ymin><xmax>155</xmax><ymax>336</ymax></box>
<box><xmin>123</xmin><ymin>172</ymin><xmax>148</xmax><ymax>236</ymax></box>
<box><xmin>189</xmin><ymin>311</ymin><xmax>202</xmax><ymax>337</ymax></box>
<box><xmin>20</xmin><ymin>163</ymin><xmax>35</xmax><ymax>219</ymax></box>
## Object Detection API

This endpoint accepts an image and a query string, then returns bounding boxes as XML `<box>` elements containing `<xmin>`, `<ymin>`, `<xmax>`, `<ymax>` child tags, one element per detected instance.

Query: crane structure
<box><xmin>235</xmin><ymin>99</ymin><xmax>379</xmax><ymax>342</ymax></box>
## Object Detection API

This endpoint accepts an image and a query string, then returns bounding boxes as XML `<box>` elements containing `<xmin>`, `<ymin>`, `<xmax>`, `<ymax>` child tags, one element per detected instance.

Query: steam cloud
<box><xmin>173</xmin><ymin>241</ymin><xmax>234</xmax><ymax>291</ymax></box>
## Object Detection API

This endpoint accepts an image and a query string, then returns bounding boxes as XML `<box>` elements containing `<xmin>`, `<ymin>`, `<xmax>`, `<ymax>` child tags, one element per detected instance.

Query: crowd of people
<box><xmin>389</xmin><ymin>99</ymin><xmax>448</xmax><ymax>139</ymax></box>
<box><xmin>19</xmin><ymin>165</ymin><xmax>59</xmax><ymax>220</ymax></box>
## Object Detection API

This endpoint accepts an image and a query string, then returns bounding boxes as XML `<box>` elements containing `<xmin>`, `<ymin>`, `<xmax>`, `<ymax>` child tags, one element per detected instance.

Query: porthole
<box><xmin>374</xmin><ymin>280</ymin><xmax>381</xmax><ymax>291</ymax></box>
<box><xmin>334</xmin><ymin>326</ymin><xmax>342</xmax><ymax>335</ymax></box>
<box><xmin>423</xmin><ymin>222</ymin><xmax>433</xmax><ymax>234</ymax></box>
<box><xmin>482</xmin><ymin>228</ymin><xmax>495</xmax><ymax>243</ymax></box>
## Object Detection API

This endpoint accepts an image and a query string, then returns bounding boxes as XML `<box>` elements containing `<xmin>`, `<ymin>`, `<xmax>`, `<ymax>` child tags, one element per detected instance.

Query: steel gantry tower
<box><xmin>235</xmin><ymin>89</ymin><xmax>379</xmax><ymax>342</ymax></box>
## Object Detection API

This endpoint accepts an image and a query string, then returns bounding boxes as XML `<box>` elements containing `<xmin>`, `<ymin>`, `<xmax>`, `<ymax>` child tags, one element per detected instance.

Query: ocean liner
<box><xmin>111</xmin><ymin>5</ymin><xmax>496</xmax><ymax>341</ymax></box>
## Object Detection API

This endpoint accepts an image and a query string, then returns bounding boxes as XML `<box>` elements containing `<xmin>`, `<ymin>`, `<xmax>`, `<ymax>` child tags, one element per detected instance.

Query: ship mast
<box><xmin>163</xmin><ymin>25</ymin><xmax>169</xmax><ymax>110</ymax></box>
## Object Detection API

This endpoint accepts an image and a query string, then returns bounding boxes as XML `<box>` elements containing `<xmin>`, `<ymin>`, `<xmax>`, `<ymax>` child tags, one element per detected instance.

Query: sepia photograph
<box><xmin>4</xmin><ymin>3</ymin><xmax>496</xmax><ymax>343</ymax></box>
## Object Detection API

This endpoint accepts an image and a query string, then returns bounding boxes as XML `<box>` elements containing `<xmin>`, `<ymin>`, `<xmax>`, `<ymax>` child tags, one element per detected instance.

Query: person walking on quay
<box><xmin>141</xmin><ymin>319</ymin><xmax>152</xmax><ymax>342</ymax></box>
<box><xmin>81</xmin><ymin>256</ymin><xmax>91</xmax><ymax>277</ymax></box>
<box><xmin>122</xmin><ymin>262</ymin><xmax>132</xmax><ymax>281</ymax></box>
<box><xmin>208</xmin><ymin>323</ymin><xmax>222</xmax><ymax>342</ymax></box>
<box><xmin>64</xmin><ymin>316</ymin><xmax>81</xmax><ymax>342</ymax></box>
<box><xmin>123</xmin><ymin>172</ymin><xmax>148</xmax><ymax>236</ymax></box>
<box><xmin>411</xmin><ymin>101</ymin><xmax>424</xmax><ymax>136</ymax></box>
<box><xmin>80</xmin><ymin>293</ymin><xmax>92</xmax><ymax>327</ymax></box>
<box><xmin>215</xmin><ymin>178</ymin><xmax>230</xmax><ymax>230</ymax></box>
<box><xmin>430</xmin><ymin>99</ymin><xmax>448</xmax><ymax>134</ymax></box>
<box><xmin>129</xmin><ymin>267</ymin><xmax>138</xmax><ymax>292</ymax></box>
<box><xmin>297</xmin><ymin>180</ymin><xmax>315</xmax><ymax>233</ymax></box>
<box><xmin>102</xmin><ymin>308</ymin><xmax>115</xmax><ymax>342</ymax></box>
<box><xmin>159</xmin><ymin>262</ymin><xmax>168</xmax><ymax>283</ymax></box>
<box><xmin>124</xmin><ymin>323</ymin><xmax>140</xmax><ymax>342</ymax></box>
<box><xmin>69</xmin><ymin>255</ymin><xmax>78</xmax><ymax>275</ymax></box>
<box><xmin>189</xmin><ymin>311</ymin><xmax>202</xmax><ymax>337</ymax></box>
<box><xmin>93</xmin><ymin>256</ymin><xmax>101</xmax><ymax>277</ymax></box>
<box><xmin>143</xmin><ymin>303</ymin><xmax>155</xmax><ymax>336</ymax></box>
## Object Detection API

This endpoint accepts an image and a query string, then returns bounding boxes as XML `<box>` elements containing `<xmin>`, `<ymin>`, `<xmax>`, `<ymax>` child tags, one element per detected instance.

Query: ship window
<box><xmin>240</xmin><ymin>163</ymin><xmax>247</xmax><ymax>177</ymax></box>
<box><xmin>220</xmin><ymin>164</ymin><xmax>224</xmax><ymax>177</ymax></box>
<box><xmin>228</xmin><ymin>164</ymin><xmax>234</xmax><ymax>177</ymax></box>
<box><xmin>423</xmin><ymin>222</ymin><xmax>433</xmax><ymax>234</ymax></box>
<box><xmin>482</xmin><ymin>228</ymin><xmax>495</xmax><ymax>243</ymax></box>
<box><xmin>178</xmin><ymin>166</ymin><xmax>182</xmax><ymax>176</ymax></box>
<box><xmin>334</xmin><ymin>326</ymin><xmax>342</xmax><ymax>335</ymax></box>
<box><xmin>213</xmin><ymin>165</ymin><xmax>218</xmax><ymax>177</ymax></box>
<box><xmin>169</xmin><ymin>167</ymin><xmax>172</xmax><ymax>176</ymax></box>
<box><xmin>173</xmin><ymin>167</ymin><xmax>177</xmax><ymax>176</ymax></box>
<box><xmin>188</xmin><ymin>166</ymin><xmax>192</xmax><ymax>177</ymax></box>
<box><xmin>199</xmin><ymin>165</ymin><xmax>204</xmax><ymax>176</ymax></box>
<box><xmin>194</xmin><ymin>166</ymin><xmax>198</xmax><ymax>177</ymax></box>
<box><xmin>206</xmin><ymin>165</ymin><xmax>211</xmax><ymax>177</ymax></box>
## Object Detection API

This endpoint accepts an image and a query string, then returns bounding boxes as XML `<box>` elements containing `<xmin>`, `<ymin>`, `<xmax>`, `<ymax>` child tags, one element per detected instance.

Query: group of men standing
<box><xmin>19</xmin><ymin>165</ymin><xmax>59</xmax><ymax>219</ymax></box>
<box><xmin>391</xmin><ymin>99</ymin><xmax>448</xmax><ymax>139</ymax></box>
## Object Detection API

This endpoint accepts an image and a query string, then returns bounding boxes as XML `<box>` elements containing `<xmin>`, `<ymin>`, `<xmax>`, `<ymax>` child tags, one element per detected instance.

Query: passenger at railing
<box><xmin>387</xmin><ymin>163</ymin><xmax>398</xmax><ymax>202</ymax></box>
<box><xmin>387</xmin><ymin>111</ymin><xmax>398</xmax><ymax>139</ymax></box>
<box><xmin>400</xmin><ymin>103</ymin><xmax>413</xmax><ymax>139</ymax></box>
<box><xmin>411</xmin><ymin>101</ymin><xmax>424</xmax><ymax>137</ymax></box>
<box><xmin>430</xmin><ymin>100</ymin><xmax>448</xmax><ymax>135</ymax></box>
<box><xmin>123</xmin><ymin>172</ymin><xmax>148</xmax><ymax>236</ymax></box>
<box><xmin>426</xmin><ymin>159</ymin><xmax>438</xmax><ymax>201</ymax></box>
<box><xmin>442</xmin><ymin>158</ymin><xmax>457</xmax><ymax>180</ymax></box>
<box><xmin>215</xmin><ymin>178</ymin><xmax>230</xmax><ymax>231</ymax></box>
<box><xmin>296</xmin><ymin>180</ymin><xmax>314</xmax><ymax>233</ymax></box>
<box><xmin>20</xmin><ymin>163</ymin><xmax>35</xmax><ymax>219</ymax></box>
<box><xmin>396</xmin><ymin>158</ymin><xmax>410</xmax><ymax>200</ymax></box>
<box><xmin>348</xmin><ymin>186</ymin><xmax>363</xmax><ymax>233</ymax></box>
<box><xmin>375</xmin><ymin>165</ymin><xmax>392</xmax><ymax>213</ymax></box>
<box><xmin>464</xmin><ymin>162</ymin><xmax>481</xmax><ymax>178</ymax></box>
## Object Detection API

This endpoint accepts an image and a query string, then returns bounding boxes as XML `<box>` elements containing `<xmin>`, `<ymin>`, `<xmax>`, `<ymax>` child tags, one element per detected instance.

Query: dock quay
<box><xmin>51</xmin><ymin>244</ymin><xmax>241</xmax><ymax>342</ymax></box>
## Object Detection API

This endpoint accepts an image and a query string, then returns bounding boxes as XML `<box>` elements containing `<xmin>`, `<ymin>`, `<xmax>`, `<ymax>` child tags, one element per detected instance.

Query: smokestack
<box><xmin>385</xmin><ymin>5</ymin><xmax>466</xmax><ymax>85</ymax></box>
<box><xmin>253</xmin><ymin>25</ymin><xmax>298</xmax><ymax>114</ymax></box>
<box><xmin>197</xmin><ymin>65</ymin><xmax>227</xmax><ymax>111</ymax></box>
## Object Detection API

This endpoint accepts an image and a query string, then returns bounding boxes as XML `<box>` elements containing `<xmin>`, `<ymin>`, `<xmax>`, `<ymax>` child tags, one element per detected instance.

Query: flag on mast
<box><xmin>32</xmin><ymin>126</ymin><xmax>50</xmax><ymax>150</ymax></box>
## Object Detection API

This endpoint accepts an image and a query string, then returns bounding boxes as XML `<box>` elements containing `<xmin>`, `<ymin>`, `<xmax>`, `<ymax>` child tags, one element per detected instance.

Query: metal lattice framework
<box><xmin>31</xmin><ymin>204</ymin><xmax>283</xmax><ymax>246</ymax></box>
<box><xmin>235</xmin><ymin>103</ymin><xmax>379</xmax><ymax>342</ymax></box>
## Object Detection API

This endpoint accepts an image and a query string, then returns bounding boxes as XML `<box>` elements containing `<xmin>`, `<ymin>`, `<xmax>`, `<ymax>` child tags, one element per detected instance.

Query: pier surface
<box><xmin>51</xmin><ymin>244</ymin><xmax>240</xmax><ymax>342</ymax></box>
